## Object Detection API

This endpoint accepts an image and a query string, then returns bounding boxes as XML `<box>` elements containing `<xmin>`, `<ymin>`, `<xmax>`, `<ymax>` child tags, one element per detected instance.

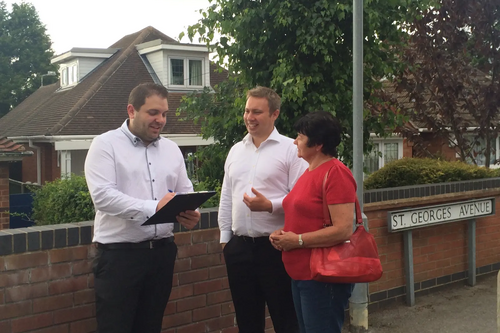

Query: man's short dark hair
<box><xmin>128</xmin><ymin>83</ymin><xmax>169</xmax><ymax>111</ymax></box>
<box><xmin>294</xmin><ymin>111</ymin><xmax>342</xmax><ymax>157</ymax></box>
<box><xmin>246</xmin><ymin>86</ymin><xmax>281</xmax><ymax>114</ymax></box>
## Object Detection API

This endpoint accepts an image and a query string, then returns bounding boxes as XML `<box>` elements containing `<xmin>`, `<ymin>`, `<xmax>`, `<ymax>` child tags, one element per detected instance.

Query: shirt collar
<box><xmin>242</xmin><ymin>127</ymin><xmax>282</xmax><ymax>146</ymax></box>
<box><xmin>120</xmin><ymin>119</ymin><xmax>160</xmax><ymax>147</ymax></box>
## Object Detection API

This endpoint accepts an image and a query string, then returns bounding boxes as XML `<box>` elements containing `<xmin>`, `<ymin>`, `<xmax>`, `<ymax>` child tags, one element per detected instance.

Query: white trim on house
<box><xmin>135</xmin><ymin>39</ymin><xmax>210</xmax><ymax>54</ymax></box>
<box><xmin>51</xmin><ymin>48</ymin><xmax>119</xmax><ymax>64</ymax></box>
<box><xmin>10</xmin><ymin>135</ymin><xmax>214</xmax><ymax>151</ymax></box>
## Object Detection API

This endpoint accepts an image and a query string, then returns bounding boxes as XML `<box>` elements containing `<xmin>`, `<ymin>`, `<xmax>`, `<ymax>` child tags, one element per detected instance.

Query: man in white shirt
<box><xmin>219</xmin><ymin>86</ymin><xmax>307</xmax><ymax>333</ymax></box>
<box><xmin>85</xmin><ymin>82</ymin><xmax>200</xmax><ymax>333</ymax></box>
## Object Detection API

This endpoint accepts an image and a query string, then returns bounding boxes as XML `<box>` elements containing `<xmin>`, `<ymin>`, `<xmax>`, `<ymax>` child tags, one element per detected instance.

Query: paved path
<box><xmin>345</xmin><ymin>272</ymin><xmax>497</xmax><ymax>333</ymax></box>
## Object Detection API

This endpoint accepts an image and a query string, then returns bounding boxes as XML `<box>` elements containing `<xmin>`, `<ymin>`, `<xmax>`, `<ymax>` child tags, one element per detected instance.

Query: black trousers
<box><xmin>223</xmin><ymin>236</ymin><xmax>299</xmax><ymax>333</ymax></box>
<box><xmin>93</xmin><ymin>242</ymin><xmax>177</xmax><ymax>333</ymax></box>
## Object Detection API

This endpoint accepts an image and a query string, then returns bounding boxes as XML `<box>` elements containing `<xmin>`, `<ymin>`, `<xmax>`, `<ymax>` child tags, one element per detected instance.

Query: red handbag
<box><xmin>309</xmin><ymin>171</ymin><xmax>383</xmax><ymax>284</ymax></box>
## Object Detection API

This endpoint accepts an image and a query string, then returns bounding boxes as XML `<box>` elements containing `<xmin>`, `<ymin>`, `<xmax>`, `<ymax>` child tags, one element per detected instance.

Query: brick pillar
<box><xmin>0</xmin><ymin>162</ymin><xmax>9</xmax><ymax>230</ymax></box>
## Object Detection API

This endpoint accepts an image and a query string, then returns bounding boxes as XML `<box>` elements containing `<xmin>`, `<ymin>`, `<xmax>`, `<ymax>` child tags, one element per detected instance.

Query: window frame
<box><xmin>167</xmin><ymin>56</ymin><xmax>204</xmax><ymax>89</ymax></box>
<box><xmin>463</xmin><ymin>134</ymin><xmax>500</xmax><ymax>167</ymax></box>
<box><xmin>364</xmin><ymin>137</ymin><xmax>404</xmax><ymax>175</ymax></box>
<box><xmin>60</xmin><ymin>62</ymin><xmax>78</xmax><ymax>87</ymax></box>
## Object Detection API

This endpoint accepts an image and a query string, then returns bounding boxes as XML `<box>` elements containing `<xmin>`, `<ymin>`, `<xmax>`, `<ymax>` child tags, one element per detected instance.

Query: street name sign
<box><xmin>387</xmin><ymin>197</ymin><xmax>495</xmax><ymax>232</ymax></box>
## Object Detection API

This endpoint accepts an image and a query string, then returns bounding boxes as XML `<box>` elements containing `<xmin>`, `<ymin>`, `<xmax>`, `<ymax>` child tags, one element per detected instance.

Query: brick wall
<box><xmin>0</xmin><ymin>219</ymin><xmax>278</xmax><ymax>333</ymax></box>
<box><xmin>1</xmin><ymin>189</ymin><xmax>500</xmax><ymax>332</ymax></box>
<box><xmin>419</xmin><ymin>133</ymin><xmax>457</xmax><ymax>160</ymax></box>
<box><xmin>21</xmin><ymin>144</ymin><xmax>61</xmax><ymax>185</ymax></box>
<box><xmin>402</xmin><ymin>138</ymin><xmax>413</xmax><ymax>158</ymax></box>
<box><xmin>21</xmin><ymin>147</ymin><xmax>37</xmax><ymax>185</ymax></box>
<box><xmin>0</xmin><ymin>163</ymin><xmax>9</xmax><ymax>230</ymax></box>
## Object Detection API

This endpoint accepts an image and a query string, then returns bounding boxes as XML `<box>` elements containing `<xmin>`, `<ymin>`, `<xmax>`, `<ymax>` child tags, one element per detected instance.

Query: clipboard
<box><xmin>142</xmin><ymin>191</ymin><xmax>217</xmax><ymax>225</ymax></box>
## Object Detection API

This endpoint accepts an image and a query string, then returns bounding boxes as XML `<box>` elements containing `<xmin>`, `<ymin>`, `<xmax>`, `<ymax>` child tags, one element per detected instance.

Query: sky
<box><xmin>4</xmin><ymin>0</ymin><xmax>212</xmax><ymax>55</ymax></box>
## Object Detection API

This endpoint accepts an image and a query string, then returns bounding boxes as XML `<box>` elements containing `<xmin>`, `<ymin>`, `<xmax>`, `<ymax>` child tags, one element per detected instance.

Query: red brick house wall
<box><xmin>0</xmin><ymin>163</ymin><xmax>9</xmax><ymax>230</ymax></box>
<box><xmin>402</xmin><ymin>138</ymin><xmax>413</xmax><ymax>158</ymax></box>
<box><xmin>21</xmin><ymin>148</ymin><xmax>37</xmax><ymax>185</ymax></box>
<box><xmin>21</xmin><ymin>144</ymin><xmax>61</xmax><ymax>185</ymax></box>
<box><xmin>418</xmin><ymin>133</ymin><xmax>457</xmax><ymax>160</ymax></box>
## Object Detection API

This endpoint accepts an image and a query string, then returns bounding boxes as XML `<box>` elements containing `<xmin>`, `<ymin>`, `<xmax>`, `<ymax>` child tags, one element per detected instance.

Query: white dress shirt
<box><xmin>218</xmin><ymin>128</ymin><xmax>308</xmax><ymax>243</ymax></box>
<box><xmin>85</xmin><ymin>120</ymin><xmax>193</xmax><ymax>244</ymax></box>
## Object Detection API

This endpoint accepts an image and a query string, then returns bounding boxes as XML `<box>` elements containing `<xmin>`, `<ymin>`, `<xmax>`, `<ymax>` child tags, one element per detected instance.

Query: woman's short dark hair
<box><xmin>294</xmin><ymin>111</ymin><xmax>342</xmax><ymax>157</ymax></box>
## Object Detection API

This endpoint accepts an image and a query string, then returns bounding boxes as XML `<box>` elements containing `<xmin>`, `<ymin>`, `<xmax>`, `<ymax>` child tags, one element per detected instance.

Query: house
<box><xmin>365</xmin><ymin>74</ymin><xmax>500</xmax><ymax>175</ymax></box>
<box><xmin>0</xmin><ymin>26</ymin><xmax>228</xmax><ymax>185</ymax></box>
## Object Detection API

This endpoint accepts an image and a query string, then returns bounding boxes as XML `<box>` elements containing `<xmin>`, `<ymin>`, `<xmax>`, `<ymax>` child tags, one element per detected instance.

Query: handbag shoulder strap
<box><xmin>322</xmin><ymin>168</ymin><xmax>363</xmax><ymax>227</ymax></box>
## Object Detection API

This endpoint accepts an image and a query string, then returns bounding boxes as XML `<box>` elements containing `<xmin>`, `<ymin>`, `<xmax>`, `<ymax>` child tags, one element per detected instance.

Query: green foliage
<box><xmin>364</xmin><ymin>158</ymin><xmax>498</xmax><ymax>189</ymax></box>
<box><xmin>178</xmin><ymin>76</ymin><xmax>247</xmax><ymax>182</ymax></box>
<box><xmin>0</xmin><ymin>1</ymin><xmax>57</xmax><ymax>117</ymax></box>
<box><xmin>193</xmin><ymin>178</ymin><xmax>222</xmax><ymax>208</ymax></box>
<box><xmin>31</xmin><ymin>175</ymin><xmax>95</xmax><ymax>225</ymax></box>
<box><xmin>178</xmin><ymin>0</ymin><xmax>434</xmax><ymax>180</ymax></box>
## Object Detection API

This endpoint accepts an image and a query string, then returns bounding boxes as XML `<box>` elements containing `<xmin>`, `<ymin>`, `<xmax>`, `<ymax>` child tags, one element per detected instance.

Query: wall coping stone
<box><xmin>364</xmin><ymin>187</ymin><xmax>500</xmax><ymax>212</ymax></box>
<box><xmin>364</xmin><ymin>177</ymin><xmax>500</xmax><ymax>204</ymax></box>
<box><xmin>0</xmin><ymin>209</ymin><xmax>219</xmax><ymax>256</ymax></box>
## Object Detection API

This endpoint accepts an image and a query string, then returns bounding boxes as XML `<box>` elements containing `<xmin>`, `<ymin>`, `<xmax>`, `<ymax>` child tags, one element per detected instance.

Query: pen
<box><xmin>168</xmin><ymin>189</ymin><xmax>173</xmax><ymax>193</ymax></box>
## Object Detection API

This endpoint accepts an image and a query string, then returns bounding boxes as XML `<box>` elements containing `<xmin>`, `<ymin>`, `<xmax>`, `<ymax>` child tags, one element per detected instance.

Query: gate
<box><xmin>9</xmin><ymin>179</ymin><xmax>37</xmax><ymax>228</ymax></box>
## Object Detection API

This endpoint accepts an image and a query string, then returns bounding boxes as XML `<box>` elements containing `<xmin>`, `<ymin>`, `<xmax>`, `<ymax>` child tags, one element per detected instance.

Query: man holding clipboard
<box><xmin>85</xmin><ymin>83</ymin><xmax>200</xmax><ymax>333</ymax></box>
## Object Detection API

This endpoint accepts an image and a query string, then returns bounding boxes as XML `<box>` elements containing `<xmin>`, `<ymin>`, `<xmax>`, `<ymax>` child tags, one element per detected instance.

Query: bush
<box><xmin>32</xmin><ymin>175</ymin><xmax>95</xmax><ymax>225</ymax></box>
<box><xmin>30</xmin><ymin>174</ymin><xmax>221</xmax><ymax>225</ymax></box>
<box><xmin>364</xmin><ymin>158</ymin><xmax>497</xmax><ymax>190</ymax></box>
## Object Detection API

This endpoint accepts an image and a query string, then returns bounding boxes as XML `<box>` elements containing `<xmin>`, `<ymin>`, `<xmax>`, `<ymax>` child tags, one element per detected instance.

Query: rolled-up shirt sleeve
<box><xmin>85</xmin><ymin>136</ymin><xmax>157</xmax><ymax>222</ymax></box>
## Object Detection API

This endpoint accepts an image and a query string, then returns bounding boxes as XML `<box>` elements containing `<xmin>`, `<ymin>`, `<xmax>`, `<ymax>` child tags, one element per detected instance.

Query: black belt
<box><xmin>236</xmin><ymin>235</ymin><xmax>269</xmax><ymax>244</ymax></box>
<box><xmin>97</xmin><ymin>236</ymin><xmax>174</xmax><ymax>250</ymax></box>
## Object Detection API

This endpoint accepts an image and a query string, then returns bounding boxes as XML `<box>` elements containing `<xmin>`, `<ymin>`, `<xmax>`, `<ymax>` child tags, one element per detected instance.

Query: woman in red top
<box><xmin>270</xmin><ymin>111</ymin><xmax>356</xmax><ymax>333</ymax></box>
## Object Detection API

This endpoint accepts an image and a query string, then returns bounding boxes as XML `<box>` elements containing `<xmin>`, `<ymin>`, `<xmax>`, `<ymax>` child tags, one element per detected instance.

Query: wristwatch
<box><xmin>298</xmin><ymin>234</ymin><xmax>304</xmax><ymax>247</ymax></box>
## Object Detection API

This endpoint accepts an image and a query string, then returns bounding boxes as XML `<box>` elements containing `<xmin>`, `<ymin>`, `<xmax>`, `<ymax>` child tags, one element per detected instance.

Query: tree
<box><xmin>379</xmin><ymin>0</ymin><xmax>500</xmax><ymax>167</ymax></box>
<box><xmin>179</xmin><ymin>0</ymin><xmax>433</xmax><ymax>182</ymax></box>
<box><xmin>0</xmin><ymin>1</ymin><xmax>57</xmax><ymax>117</ymax></box>
<box><xmin>178</xmin><ymin>76</ymin><xmax>246</xmax><ymax>182</ymax></box>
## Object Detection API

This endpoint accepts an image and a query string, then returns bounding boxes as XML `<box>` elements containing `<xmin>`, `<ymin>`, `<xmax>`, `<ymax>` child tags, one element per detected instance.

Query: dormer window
<box><xmin>51</xmin><ymin>48</ymin><xmax>119</xmax><ymax>90</ymax></box>
<box><xmin>135</xmin><ymin>39</ymin><xmax>210</xmax><ymax>90</ymax></box>
<box><xmin>60</xmin><ymin>62</ymin><xmax>78</xmax><ymax>87</ymax></box>
<box><xmin>169</xmin><ymin>58</ymin><xmax>203</xmax><ymax>88</ymax></box>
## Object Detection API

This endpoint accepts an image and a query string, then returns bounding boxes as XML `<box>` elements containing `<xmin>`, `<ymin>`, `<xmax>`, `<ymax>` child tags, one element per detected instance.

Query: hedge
<box><xmin>364</xmin><ymin>158</ymin><xmax>500</xmax><ymax>190</ymax></box>
<box><xmin>31</xmin><ymin>175</ymin><xmax>95</xmax><ymax>225</ymax></box>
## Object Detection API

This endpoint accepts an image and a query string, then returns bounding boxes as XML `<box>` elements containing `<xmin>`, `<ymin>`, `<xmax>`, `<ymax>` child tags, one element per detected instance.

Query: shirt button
<box><xmin>146</xmin><ymin>216</ymin><xmax>149</xmax><ymax>219</ymax></box>
<box><xmin>155</xmin><ymin>198</ymin><xmax>157</xmax><ymax>200</ymax></box>
<box><xmin>131</xmin><ymin>217</ymin><xmax>134</xmax><ymax>219</ymax></box>
<box><xmin>149</xmin><ymin>163</ymin><xmax>151</xmax><ymax>165</ymax></box>
<box><xmin>152</xmin><ymin>179</ymin><xmax>155</xmax><ymax>182</ymax></box>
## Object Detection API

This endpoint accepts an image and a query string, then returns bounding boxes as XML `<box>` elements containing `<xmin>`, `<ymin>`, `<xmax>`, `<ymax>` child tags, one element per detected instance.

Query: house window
<box><xmin>364</xmin><ymin>140</ymin><xmax>404</xmax><ymax>175</ymax></box>
<box><xmin>169</xmin><ymin>58</ymin><xmax>203</xmax><ymax>88</ymax></box>
<box><xmin>465</xmin><ymin>136</ymin><xmax>498</xmax><ymax>166</ymax></box>
<box><xmin>60</xmin><ymin>63</ymin><xmax>78</xmax><ymax>87</ymax></box>
<box><xmin>61</xmin><ymin>68</ymin><xmax>68</xmax><ymax>86</ymax></box>
<box><xmin>170</xmin><ymin>59</ymin><xmax>184</xmax><ymax>85</ymax></box>
<box><xmin>189</xmin><ymin>60</ymin><xmax>202</xmax><ymax>86</ymax></box>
